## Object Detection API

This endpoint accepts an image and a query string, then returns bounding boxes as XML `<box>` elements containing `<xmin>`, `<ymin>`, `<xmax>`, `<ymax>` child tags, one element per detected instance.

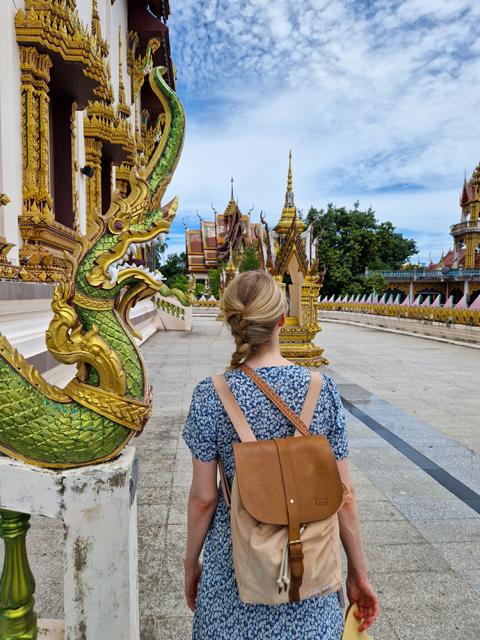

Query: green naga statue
<box><xmin>0</xmin><ymin>67</ymin><xmax>189</xmax><ymax>469</ymax></box>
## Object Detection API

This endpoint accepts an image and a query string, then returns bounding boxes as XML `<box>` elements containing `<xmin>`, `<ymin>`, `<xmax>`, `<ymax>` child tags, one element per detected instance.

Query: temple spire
<box><xmin>117</xmin><ymin>27</ymin><xmax>131</xmax><ymax>119</ymax></box>
<box><xmin>223</xmin><ymin>177</ymin><xmax>238</xmax><ymax>218</ymax></box>
<box><xmin>275</xmin><ymin>150</ymin><xmax>303</xmax><ymax>234</ymax></box>
<box><xmin>286</xmin><ymin>149</ymin><xmax>293</xmax><ymax>204</ymax></box>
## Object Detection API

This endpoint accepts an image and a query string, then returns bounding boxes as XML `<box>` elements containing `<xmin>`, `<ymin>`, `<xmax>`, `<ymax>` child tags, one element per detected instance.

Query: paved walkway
<box><xmin>138</xmin><ymin>318</ymin><xmax>480</xmax><ymax>639</ymax></box>
<box><xmin>2</xmin><ymin>317</ymin><xmax>479</xmax><ymax>639</ymax></box>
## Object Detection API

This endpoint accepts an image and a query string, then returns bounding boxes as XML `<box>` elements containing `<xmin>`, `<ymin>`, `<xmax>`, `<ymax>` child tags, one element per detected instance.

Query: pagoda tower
<box><xmin>265</xmin><ymin>152</ymin><xmax>327</xmax><ymax>366</ymax></box>
<box><xmin>452</xmin><ymin>164</ymin><xmax>480</xmax><ymax>269</ymax></box>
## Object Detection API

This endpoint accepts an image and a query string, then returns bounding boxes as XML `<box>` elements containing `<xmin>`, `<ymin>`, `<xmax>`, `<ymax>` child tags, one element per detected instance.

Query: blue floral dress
<box><xmin>183</xmin><ymin>365</ymin><xmax>349</xmax><ymax>640</ymax></box>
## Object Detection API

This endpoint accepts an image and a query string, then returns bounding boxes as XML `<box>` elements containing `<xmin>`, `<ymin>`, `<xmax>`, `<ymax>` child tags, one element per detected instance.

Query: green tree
<box><xmin>208</xmin><ymin>268</ymin><xmax>221</xmax><ymax>298</ymax></box>
<box><xmin>306</xmin><ymin>203</ymin><xmax>417</xmax><ymax>296</ymax></box>
<box><xmin>362</xmin><ymin>272</ymin><xmax>388</xmax><ymax>295</ymax></box>
<box><xmin>158</xmin><ymin>252</ymin><xmax>188</xmax><ymax>288</ymax></box>
<box><xmin>239</xmin><ymin>245</ymin><xmax>260</xmax><ymax>272</ymax></box>
<box><xmin>169</xmin><ymin>273</ymin><xmax>190</xmax><ymax>293</ymax></box>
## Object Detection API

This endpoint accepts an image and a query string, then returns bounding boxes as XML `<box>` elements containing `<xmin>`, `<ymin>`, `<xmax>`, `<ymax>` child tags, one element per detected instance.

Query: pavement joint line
<box><xmin>341</xmin><ymin>397</ymin><xmax>480</xmax><ymax>516</ymax></box>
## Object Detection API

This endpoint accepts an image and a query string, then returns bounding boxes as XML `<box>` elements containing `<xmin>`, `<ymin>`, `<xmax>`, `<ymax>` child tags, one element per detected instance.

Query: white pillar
<box><xmin>0</xmin><ymin>447</ymin><xmax>140</xmax><ymax>640</ymax></box>
<box><xmin>0</xmin><ymin>1</ymin><xmax>23</xmax><ymax>264</ymax></box>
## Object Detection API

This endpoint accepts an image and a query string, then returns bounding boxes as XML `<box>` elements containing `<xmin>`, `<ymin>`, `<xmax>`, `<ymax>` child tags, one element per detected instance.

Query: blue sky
<box><xmin>163</xmin><ymin>0</ymin><xmax>480</xmax><ymax>264</ymax></box>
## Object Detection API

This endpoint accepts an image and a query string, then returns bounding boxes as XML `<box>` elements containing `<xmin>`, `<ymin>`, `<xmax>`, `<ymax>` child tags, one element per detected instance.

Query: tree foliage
<box><xmin>239</xmin><ymin>245</ymin><xmax>260</xmax><ymax>272</ymax></box>
<box><xmin>208</xmin><ymin>268</ymin><xmax>221</xmax><ymax>298</ymax></box>
<box><xmin>306</xmin><ymin>203</ymin><xmax>417</xmax><ymax>296</ymax></box>
<box><xmin>157</xmin><ymin>252</ymin><xmax>188</xmax><ymax>289</ymax></box>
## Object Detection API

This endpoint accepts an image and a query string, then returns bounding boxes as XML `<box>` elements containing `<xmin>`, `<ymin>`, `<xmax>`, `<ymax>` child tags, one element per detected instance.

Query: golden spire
<box><xmin>274</xmin><ymin>150</ymin><xmax>304</xmax><ymax>234</ymax></box>
<box><xmin>117</xmin><ymin>27</ymin><xmax>131</xmax><ymax>119</ymax></box>
<box><xmin>225</xmin><ymin>242</ymin><xmax>236</xmax><ymax>273</ymax></box>
<box><xmin>286</xmin><ymin>149</ymin><xmax>293</xmax><ymax>200</ymax></box>
<box><xmin>223</xmin><ymin>177</ymin><xmax>238</xmax><ymax>218</ymax></box>
<box><xmin>91</xmin><ymin>0</ymin><xmax>109</xmax><ymax>58</ymax></box>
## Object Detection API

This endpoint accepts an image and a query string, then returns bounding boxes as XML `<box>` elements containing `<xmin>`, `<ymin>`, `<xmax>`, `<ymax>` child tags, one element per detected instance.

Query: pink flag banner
<box><xmin>412</xmin><ymin>295</ymin><xmax>422</xmax><ymax>306</ymax></box>
<box><xmin>386</xmin><ymin>294</ymin><xmax>394</xmax><ymax>305</ymax></box>
<box><xmin>468</xmin><ymin>295</ymin><xmax>480</xmax><ymax>310</ymax></box>
<box><xmin>366</xmin><ymin>293</ymin><xmax>374</xmax><ymax>304</ymax></box>
<box><xmin>421</xmin><ymin>296</ymin><xmax>431</xmax><ymax>307</ymax></box>
<box><xmin>401</xmin><ymin>296</ymin><xmax>411</xmax><ymax>306</ymax></box>
<box><xmin>431</xmin><ymin>295</ymin><xmax>441</xmax><ymax>307</ymax></box>
<box><xmin>393</xmin><ymin>294</ymin><xmax>402</xmax><ymax>305</ymax></box>
<box><xmin>454</xmin><ymin>294</ymin><xmax>467</xmax><ymax>309</ymax></box>
<box><xmin>360</xmin><ymin>294</ymin><xmax>367</xmax><ymax>303</ymax></box>
<box><xmin>443</xmin><ymin>295</ymin><xmax>454</xmax><ymax>308</ymax></box>
<box><xmin>329</xmin><ymin>294</ymin><xmax>336</xmax><ymax>302</ymax></box>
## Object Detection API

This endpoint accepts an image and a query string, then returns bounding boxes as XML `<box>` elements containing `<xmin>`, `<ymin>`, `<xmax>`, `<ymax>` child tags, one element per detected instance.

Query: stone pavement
<box><xmin>2</xmin><ymin>316</ymin><xmax>480</xmax><ymax>639</ymax></box>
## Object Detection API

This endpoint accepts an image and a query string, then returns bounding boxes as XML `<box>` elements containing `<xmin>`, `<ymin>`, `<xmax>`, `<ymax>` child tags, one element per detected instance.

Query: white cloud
<box><xmin>165</xmin><ymin>0</ymin><xmax>480</xmax><ymax>263</ymax></box>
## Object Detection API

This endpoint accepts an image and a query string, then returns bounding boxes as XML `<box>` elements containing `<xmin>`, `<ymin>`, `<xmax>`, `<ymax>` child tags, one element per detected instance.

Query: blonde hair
<box><xmin>221</xmin><ymin>271</ymin><xmax>287</xmax><ymax>369</ymax></box>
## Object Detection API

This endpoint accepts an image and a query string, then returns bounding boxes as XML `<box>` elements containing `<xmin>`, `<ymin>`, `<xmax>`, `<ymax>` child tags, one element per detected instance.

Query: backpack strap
<box><xmin>298</xmin><ymin>371</ymin><xmax>323</xmax><ymax>437</ymax></box>
<box><xmin>212</xmin><ymin>374</ymin><xmax>256</xmax><ymax>442</ymax></box>
<box><xmin>240</xmin><ymin>365</ymin><xmax>323</xmax><ymax>437</ymax></box>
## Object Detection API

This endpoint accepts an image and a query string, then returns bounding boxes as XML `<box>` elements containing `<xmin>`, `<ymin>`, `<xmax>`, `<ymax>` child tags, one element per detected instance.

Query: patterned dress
<box><xmin>183</xmin><ymin>365</ymin><xmax>349</xmax><ymax>640</ymax></box>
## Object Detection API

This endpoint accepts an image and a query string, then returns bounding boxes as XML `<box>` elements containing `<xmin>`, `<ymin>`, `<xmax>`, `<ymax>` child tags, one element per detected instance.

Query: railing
<box><xmin>451</xmin><ymin>220</ymin><xmax>480</xmax><ymax>234</ymax></box>
<box><xmin>370</xmin><ymin>269</ymin><xmax>480</xmax><ymax>280</ymax></box>
<box><xmin>155</xmin><ymin>298</ymin><xmax>185</xmax><ymax>320</ymax></box>
<box><xmin>318</xmin><ymin>301</ymin><xmax>480</xmax><ymax>327</ymax></box>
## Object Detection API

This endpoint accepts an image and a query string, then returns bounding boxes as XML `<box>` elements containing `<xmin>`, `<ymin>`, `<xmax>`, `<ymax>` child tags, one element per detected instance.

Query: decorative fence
<box><xmin>155</xmin><ymin>298</ymin><xmax>186</xmax><ymax>320</ymax></box>
<box><xmin>318</xmin><ymin>296</ymin><xmax>480</xmax><ymax>327</ymax></box>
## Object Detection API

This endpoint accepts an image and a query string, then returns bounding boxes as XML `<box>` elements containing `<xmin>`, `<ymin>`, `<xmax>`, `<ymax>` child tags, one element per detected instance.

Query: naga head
<box><xmin>76</xmin><ymin>173</ymin><xmax>177</xmax><ymax>297</ymax></box>
<box><xmin>74</xmin><ymin>66</ymin><xmax>185</xmax><ymax>302</ymax></box>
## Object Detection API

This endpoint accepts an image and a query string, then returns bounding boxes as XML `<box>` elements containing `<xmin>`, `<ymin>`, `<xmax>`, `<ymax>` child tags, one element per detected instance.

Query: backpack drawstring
<box><xmin>277</xmin><ymin>526</ymin><xmax>305</xmax><ymax>593</ymax></box>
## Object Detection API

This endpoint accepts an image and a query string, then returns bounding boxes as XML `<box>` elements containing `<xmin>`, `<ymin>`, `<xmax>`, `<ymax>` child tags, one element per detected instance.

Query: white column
<box><xmin>0</xmin><ymin>1</ymin><xmax>23</xmax><ymax>264</ymax></box>
<box><xmin>0</xmin><ymin>447</ymin><xmax>140</xmax><ymax>640</ymax></box>
<box><xmin>62</xmin><ymin>450</ymin><xmax>140</xmax><ymax>640</ymax></box>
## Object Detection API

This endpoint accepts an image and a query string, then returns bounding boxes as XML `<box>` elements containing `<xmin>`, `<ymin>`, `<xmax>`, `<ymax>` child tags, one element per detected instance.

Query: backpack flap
<box><xmin>233</xmin><ymin>434</ymin><xmax>344</xmax><ymax>526</ymax></box>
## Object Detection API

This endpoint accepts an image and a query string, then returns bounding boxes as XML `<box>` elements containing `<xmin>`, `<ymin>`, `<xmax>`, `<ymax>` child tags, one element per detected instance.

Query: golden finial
<box><xmin>117</xmin><ymin>27</ymin><xmax>131</xmax><ymax>118</ymax></box>
<box><xmin>287</xmin><ymin>150</ymin><xmax>293</xmax><ymax>194</ymax></box>
<box><xmin>223</xmin><ymin>177</ymin><xmax>237</xmax><ymax>218</ymax></box>
<box><xmin>91</xmin><ymin>0</ymin><xmax>100</xmax><ymax>39</ymax></box>
<box><xmin>91</xmin><ymin>0</ymin><xmax>109</xmax><ymax>58</ymax></box>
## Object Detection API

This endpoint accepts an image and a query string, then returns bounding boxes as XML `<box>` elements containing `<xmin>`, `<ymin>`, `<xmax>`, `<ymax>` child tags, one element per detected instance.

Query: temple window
<box><xmin>49</xmin><ymin>94</ymin><xmax>75</xmax><ymax>229</ymax></box>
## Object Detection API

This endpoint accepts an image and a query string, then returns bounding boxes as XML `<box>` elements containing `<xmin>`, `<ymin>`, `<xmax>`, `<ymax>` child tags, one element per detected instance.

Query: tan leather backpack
<box><xmin>212</xmin><ymin>365</ymin><xmax>346</xmax><ymax>606</ymax></box>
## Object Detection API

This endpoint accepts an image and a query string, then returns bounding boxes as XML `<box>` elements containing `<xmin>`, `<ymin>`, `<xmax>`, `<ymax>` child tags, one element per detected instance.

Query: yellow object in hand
<box><xmin>342</xmin><ymin>603</ymin><xmax>373</xmax><ymax>639</ymax></box>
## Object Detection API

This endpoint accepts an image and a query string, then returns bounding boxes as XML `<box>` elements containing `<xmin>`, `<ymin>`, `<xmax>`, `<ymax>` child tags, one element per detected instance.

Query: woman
<box><xmin>182</xmin><ymin>271</ymin><xmax>379</xmax><ymax>639</ymax></box>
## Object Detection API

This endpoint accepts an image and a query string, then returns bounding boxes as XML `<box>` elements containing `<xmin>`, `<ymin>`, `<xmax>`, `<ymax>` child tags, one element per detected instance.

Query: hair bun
<box><xmin>221</xmin><ymin>271</ymin><xmax>286</xmax><ymax>368</ymax></box>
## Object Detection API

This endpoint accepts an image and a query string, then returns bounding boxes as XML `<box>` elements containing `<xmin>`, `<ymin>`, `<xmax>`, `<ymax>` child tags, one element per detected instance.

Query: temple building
<box><xmin>0</xmin><ymin>0</ymin><xmax>175</xmax><ymax>379</ymax></box>
<box><xmin>185</xmin><ymin>179</ymin><xmax>263</xmax><ymax>283</ymax></box>
<box><xmin>382</xmin><ymin>163</ymin><xmax>480</xmax><ymax>305</ymax></box>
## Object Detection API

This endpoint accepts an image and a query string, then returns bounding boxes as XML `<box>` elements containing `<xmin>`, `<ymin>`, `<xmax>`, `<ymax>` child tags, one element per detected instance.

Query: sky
<box><xmin>162</xmin><ymin>0</ymin><xmax>480</xmax><ymax>264</ymax></box>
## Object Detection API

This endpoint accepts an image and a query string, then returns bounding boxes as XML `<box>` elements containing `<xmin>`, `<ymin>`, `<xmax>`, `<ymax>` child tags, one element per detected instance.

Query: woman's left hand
<box><xmin>184</xmin><ymin>560</ymin><xmax>202</xmax><ymax>612</ymax></box>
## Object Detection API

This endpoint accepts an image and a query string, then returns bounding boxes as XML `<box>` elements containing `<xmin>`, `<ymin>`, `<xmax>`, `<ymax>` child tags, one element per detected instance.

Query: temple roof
<box><xmin>460</xmin><ymin>163</ymin><xmax>480</xmax><ymax>205</ymax></box>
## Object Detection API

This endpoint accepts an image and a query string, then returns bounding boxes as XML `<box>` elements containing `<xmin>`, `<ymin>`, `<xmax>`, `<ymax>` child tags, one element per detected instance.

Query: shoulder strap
<box><xmin>212</xmin><ymin>374</ymin><xmax>256</xmax><ymax>442</ymax></box>
<box><xmin>239</xmin><ymin>365</ymin><xmax>323</xmax><ymax>437</ymax></box>
<box><xmin>298</xmin><ymin>371</ymin><xmax>323</xmax><ymax>437</ymax></box>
